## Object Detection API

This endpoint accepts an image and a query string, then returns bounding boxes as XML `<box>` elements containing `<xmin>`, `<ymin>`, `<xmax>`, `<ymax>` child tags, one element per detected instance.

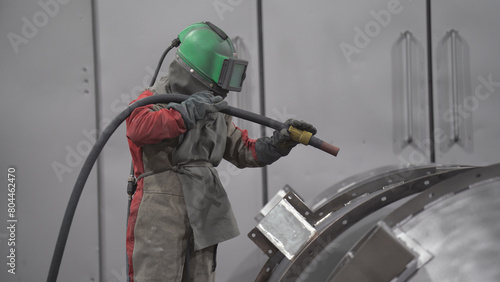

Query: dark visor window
<box><xmin>229</xmin><ymin>63</ymin><xmax>247</xmax><ymax>88</ymax></box>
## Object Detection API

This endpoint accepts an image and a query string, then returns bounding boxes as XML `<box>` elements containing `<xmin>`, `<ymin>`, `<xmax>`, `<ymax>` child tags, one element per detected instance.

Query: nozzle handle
<box><xmin>288</xmin><ymin>126</ymin><xmax>313</xmax><ymax>145</ymax></box>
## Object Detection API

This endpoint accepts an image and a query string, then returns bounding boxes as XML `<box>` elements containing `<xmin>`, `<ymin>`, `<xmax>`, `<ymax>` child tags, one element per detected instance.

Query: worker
<box><xmin>125</xmin><ymin>21</ymin><xmax>317</xmax><ymax>282</ymax></box>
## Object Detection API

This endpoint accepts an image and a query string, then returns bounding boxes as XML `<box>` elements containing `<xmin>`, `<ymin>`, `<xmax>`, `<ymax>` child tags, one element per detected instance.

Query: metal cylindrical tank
<box><xmin>250</xmin><ymin>163</ymin><xmax>500</xmax><ymax>282</ymax></box>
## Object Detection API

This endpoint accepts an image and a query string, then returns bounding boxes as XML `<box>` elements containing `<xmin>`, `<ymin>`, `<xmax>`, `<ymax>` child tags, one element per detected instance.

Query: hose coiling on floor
<box><xmin>47</xmin><ymin>93</ymin><xmax>339</xmax><ymax>282</ymax></box>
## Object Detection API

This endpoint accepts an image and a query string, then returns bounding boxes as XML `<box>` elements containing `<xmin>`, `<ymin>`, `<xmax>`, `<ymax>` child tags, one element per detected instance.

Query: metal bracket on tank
<box><xmin>248</xmin><ymin>187</ymin><xmax>316</xmax><ymax>261</ymax></box>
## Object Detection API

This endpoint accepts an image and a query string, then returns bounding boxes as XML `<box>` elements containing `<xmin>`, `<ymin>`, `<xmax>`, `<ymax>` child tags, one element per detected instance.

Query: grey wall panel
<box><xmin>0</xmin><ymin>0</ymin><xmax>98</xmax><ymax>281</ymax></box>
<box><xmin>262</xmin><ymin>0</ymin><xmax>429</xmax><ymax>204</ymax></box>
<box><xmin>95</xmin><ymin>1</ymin><xmax>263</xmax><ymax>281</ymax></box>
<box><xmin>432</xmin><ymin>0</ymin><xmax>500</xmax><ymax>165</ymax></box>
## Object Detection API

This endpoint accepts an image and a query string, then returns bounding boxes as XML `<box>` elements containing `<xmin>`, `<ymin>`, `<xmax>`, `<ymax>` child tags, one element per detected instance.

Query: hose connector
<box><xmin>127</xmin><ymin>176</ymin><xmax>137</xmax><ymax>200</ymax></box>
<box><xmin>288</xmin><ymin>126</ymin><xmax>313</xmax><ymax>145</ymax></box>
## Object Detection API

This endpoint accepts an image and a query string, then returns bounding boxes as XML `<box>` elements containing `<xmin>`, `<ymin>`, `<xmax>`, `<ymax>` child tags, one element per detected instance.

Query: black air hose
<box><xmin>47</xmin><ymin>93</ymin><xmax>339</xmax><ymax>282</ymax></box>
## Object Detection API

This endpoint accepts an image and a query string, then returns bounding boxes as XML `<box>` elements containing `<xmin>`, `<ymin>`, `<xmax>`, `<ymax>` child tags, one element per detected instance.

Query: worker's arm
<box><xmin>126</xmin><ymin>90</ymin><xmax>187</xmax><ymax>146</ymax></box>
<box><xmin>224</xmin><ymin>118</ymin><xmax>317</xmax><ymax>167</ymax></box>
<box><xmin>224</xmin><ymin>116</ymin><xmax>263</xmax><ymax>168</ymax></box>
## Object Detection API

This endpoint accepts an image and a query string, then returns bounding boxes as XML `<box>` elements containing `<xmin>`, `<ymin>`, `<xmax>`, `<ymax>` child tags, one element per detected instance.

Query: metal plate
<box><xmin>256</xmin><ymin>196</ymin><xmax>316</xmax><ymax>260</ymax></box>
<box><xmin>250</xmin><ymin>192</ymin><xmax>315</xmax><ymax>260</ymax></box>
<box><xmin>256</xmin><ymin>185</ymin><xmax>296</xmax><ymax>222</ymax></box>
<box><xmin>328</xmin><ymin>223</ymin><xmax>416</xmax><ymax>282</ymax></box>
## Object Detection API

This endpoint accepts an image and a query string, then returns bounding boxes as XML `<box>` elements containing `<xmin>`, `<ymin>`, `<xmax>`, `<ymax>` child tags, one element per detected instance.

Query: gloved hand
<box><xmin>255</xmin><ymin>119</ymin><xmax>317</xmax><ymax>165</ymax></box>
<box><xmin>167</xmin><ymin>90</ymin><xmax>228</xmax><ymax>129</ymax></box>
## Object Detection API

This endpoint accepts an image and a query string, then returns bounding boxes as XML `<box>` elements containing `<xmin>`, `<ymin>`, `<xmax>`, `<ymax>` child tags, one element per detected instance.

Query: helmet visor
<box><xmin>218</xmin><ymin>58</ymin><xmax>248</xmax><ymax>92</ymax></box>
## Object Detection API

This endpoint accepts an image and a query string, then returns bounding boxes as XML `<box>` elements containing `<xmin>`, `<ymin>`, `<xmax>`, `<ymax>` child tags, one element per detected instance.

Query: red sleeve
<box><xmin>126</xmin><ymin>90</ymin><xmax>187</xmax><ymax>146</ymax></box>
<box><xmin>235</xmin><ymin>125</ymin><xmax>258</xmax><ymax>161</ymax></box>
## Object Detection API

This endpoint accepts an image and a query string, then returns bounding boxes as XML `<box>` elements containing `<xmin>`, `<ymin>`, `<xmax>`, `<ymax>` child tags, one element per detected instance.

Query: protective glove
<box><xmin>167</xmin><ymin>90</ymin><xmax>228</xmax><ymax>129</ymax></box>
<box><xmin>255</xmin><ymin>119</ymin><xmax>317</xmax><ymax>165</ymax></box>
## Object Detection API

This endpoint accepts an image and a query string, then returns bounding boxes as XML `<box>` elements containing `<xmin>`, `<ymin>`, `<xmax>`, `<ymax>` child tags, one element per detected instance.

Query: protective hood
<box><xmin>165</xmin><ymin>59</ymin><xmax>229</xmax><ymax>98</ymax></box>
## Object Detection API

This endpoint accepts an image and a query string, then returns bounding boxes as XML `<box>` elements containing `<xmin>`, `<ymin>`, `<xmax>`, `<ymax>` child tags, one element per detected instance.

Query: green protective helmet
<box><xmin>176</xmin><ymin>21</ymin><xmax>248</xmax><ymax>93</ymax></box>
